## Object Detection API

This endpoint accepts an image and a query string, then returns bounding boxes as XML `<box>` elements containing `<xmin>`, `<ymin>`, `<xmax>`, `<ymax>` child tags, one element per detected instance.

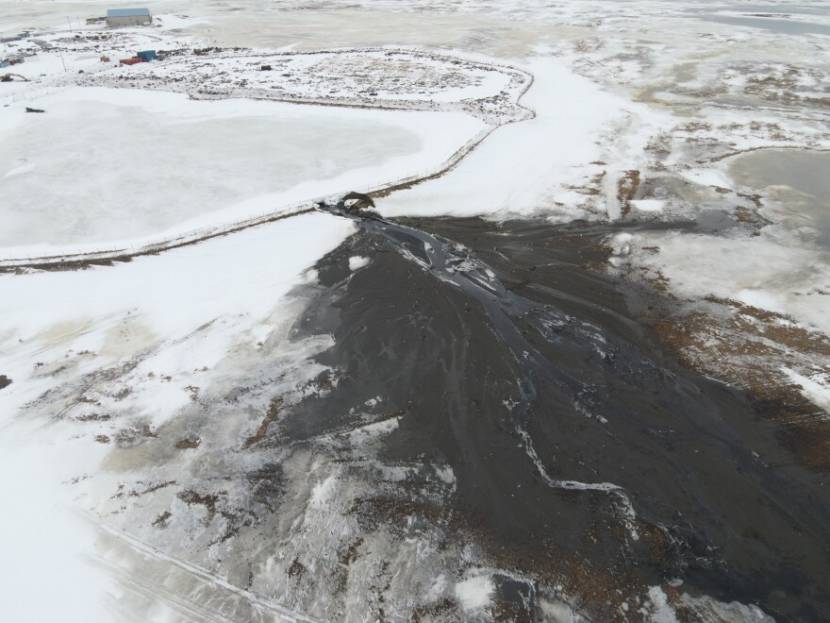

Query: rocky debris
<box><xmin>338</xmin><ymin>191</ymin><xmax>376</xmax><ymax>214</ymax></box>
<box><xmin>175</xmin><ymin>437</ymin><xmax>201</xmax><ymax>450</ymax></box>
<box><xmin>152</xmin><ymin>511</ymin><xmax>172</xmax><ymax>528</ymax></box>
<box><xmin>287</xmin><ymin>557</ymin><xmax>306</xmax><ymax>578</ymax></box>
<box><xmin>1</xmin><ymin>73</ymin><xmax>29</xmax><ymax>82</ymax></box>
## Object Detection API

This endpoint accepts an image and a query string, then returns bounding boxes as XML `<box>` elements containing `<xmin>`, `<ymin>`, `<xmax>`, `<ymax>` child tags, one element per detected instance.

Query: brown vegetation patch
<box><xmin>350</xmin><ymin>495</ymin><xmax>447</xmax><ymax>532</ymax></box>
<box><xmin>617</xmin><ymin>170</ymin><xmax>641</xmax><ymax>217</ymax></box>
<box><xmin>112</xmin><ymin>480</ymin><xmax>177</xmax><ymax>499</ymax></box>
<box><xmin>178</xmin><ymin>489</ymin><xmax>221</xmax><ymax>524</ymax></box>
<box><xmin>736</xmin><ymin>191</ymin><xmax>763</xmax><ymax>208</ymax></box>
<box><xmin>340</xmin><ymin>537</ymin><xmax>364</xmax><ymax>567</ymax></box>
<box><xmin>175</xmin><ymin>436</ymin><xmax>201</xmax><ymax>450</ymax></box>
<box><xmin>647</xmin><ymin>297</ymin><xmax>830</xmax><ymax>470</ymax></box>
<box><xmin>734</xmin><ymin>206</ymin><xmax>757</xmax><ymax>223</ymax></box>
<box><xmin>152</xmin><ymin>511</ymin><xmax>172</xmax><ymax>528</ymax></box>
<box><xmin>0</xmin><ymin>375</ymin><xmax>11</xmax><ymax>390</ymax></box>
<box><xmin>241</xmin><ymin>397</ymin><xmax>283</xmax><ymax>449</ymax></box>
<box><xmin>410</xmin><ymin>598</ymin><xmax>456</xmax><ymax>622</ymax></box>
<box><xmin>477</xmin><ymin>532</ymin><xmax>644</xmax><ymax>621</ymax></box>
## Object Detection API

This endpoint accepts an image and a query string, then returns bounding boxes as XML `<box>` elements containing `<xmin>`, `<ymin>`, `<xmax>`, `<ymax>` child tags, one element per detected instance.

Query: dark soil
<box><xmin>284</xmin><ymin>211</ymin><xmax>830</xmax><ymax>620</ymax></box>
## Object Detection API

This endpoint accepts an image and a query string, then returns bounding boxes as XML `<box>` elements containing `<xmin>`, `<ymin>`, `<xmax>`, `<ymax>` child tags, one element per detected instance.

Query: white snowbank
<box><xmin>644</xmin><ymin>586</ymin><xmax>678</xmax><ymax>623</ymax></box>
<box><xmin>680</xmin><ymin>168</ymin><xmax>734</xmax><ymax>190</ymax></box>
<box><xmin>0</xmin><ymin>422</ymin><xmax>114</xmax><ymax>623</ymax></box>
<box><xmin>630</xmin><ymin>199</ymin><xmax>666</xmax><ymax>213</ymax></box>
<box><xmin>348</xmin><ymin>255</ymin><xmax>370</xmax><ymax>271</ymax></box>
<box><xmin>0</xmin><ymin>212</ymin><xmax>354</xmax><ymax>341</ymax></box>
<box><xmin>454</xmin><ymin>574</ymin><xmax>494</xmax><ymax>611</ymax></box>
<box><xmin>310</xmin><ymin>473</ymin><xmax>339</xmax><ymax>508</ymax></box>
<box><xmin>0</xmin><ymin>210</ymin><xmax>356</xmax><ymax>620</ymax></box>
<box><xmin>380</xmin><ymin>57</ymin><xmax>662</xmax><ymax>220</ymax></box>
<box><xmin>783</xmin><ymin>368</ymin><xmax>830</xmax><ymax>414</ymax></box>
<box><xmin>0</xmin><ymin>211</ymin><xmax>354</xmax><ymax>427</ymax></box>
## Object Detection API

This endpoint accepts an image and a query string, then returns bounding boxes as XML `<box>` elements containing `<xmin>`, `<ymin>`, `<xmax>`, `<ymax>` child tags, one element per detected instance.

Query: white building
<box><xmin>106</xmin><ymin>8</ymin><xmax>152</xmax><ymax>28</ymax></box>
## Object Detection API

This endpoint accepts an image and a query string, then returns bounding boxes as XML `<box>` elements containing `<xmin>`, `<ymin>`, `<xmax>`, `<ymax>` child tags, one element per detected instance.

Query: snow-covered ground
<box><xmin>0</xmin><ymin>211</ymin><xmax>355</xmax><ymax>622</ymax></box>
<box><xmin>380</xmin><ymin>55</ymin><xmax>665</xmax><ymax>220</ymax></box>
<box><xmin>2</xmin><ymin>0</ymin><xmax>830</xmax><ymax>621</ymax></box>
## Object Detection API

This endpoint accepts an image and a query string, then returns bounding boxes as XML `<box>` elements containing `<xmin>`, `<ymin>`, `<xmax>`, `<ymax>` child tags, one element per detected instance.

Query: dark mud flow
<box><xmin>289</xmin><ymin>212</ymin><xmax>830</xmax><ymax>620</ymax></box>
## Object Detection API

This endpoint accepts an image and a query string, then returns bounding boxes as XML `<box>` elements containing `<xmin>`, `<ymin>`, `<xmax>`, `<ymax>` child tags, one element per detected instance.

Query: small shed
<box><xmin>106</xmin><ymin>8</ymin><xmax>152</xmax><ymax>28</ymax></box>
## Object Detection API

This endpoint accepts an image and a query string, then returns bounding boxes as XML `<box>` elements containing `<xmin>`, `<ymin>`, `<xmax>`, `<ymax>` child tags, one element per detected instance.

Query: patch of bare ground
<box><xmin>287</xmin><ymin>557</ymin><xmax>306</xmax><ymax>579</ymax></box>
<box><xmin>302</xmin><ymin>368</ymin><xmax>336</xmax><ymax>393</ymax></box>
<box><xmin>733</xmin><ymin>206</ymin><xmax>757</xmax><ymax>224</ymax></box>
<box><xmin>350</xmin><ymin>495</ymin><xmax>448</xmax><ymax>533</ymax></box>
<box><xmin>112</xmin><ymin>480</ymin><xmax>177</xmax><ymax>500</ymax></box>
<box><xmin>74</xmin><ymin>413</ymin><xmax>111</xmax><ymax>422</ymax></box>
<box><xmin>172</xmin><ymin>487</ymin><xmax>255</xmax><ymax>543</ymax></box>
<box><xmin>175</xmin><ymin>436</ymin><xmax>201</xmax><ymax>450</ymax></box>
<box><xmin>241</xmin><ymin>397</ymin><xmax>283</xmax><ymax>449</ymax></box>
<box><xmin>410</xmin><ymin>598</ymin><xmax>455</xmax><ymax>622</ymax></box>
<box><xmin>177</xmin><ymin>489</ymin><xmax>221</xmax><ymax>524</ymax></box>
<box><xmin>0</xmin><ymin>374</ymin><xmax>11</xmax><ymax>390</ymax></box>
<box><xmin>349</xmin><ymin>489</ymin><xmax>670</xmax><ymax>620</ymax></box>
<box><xmin>474</xmin><ymin>528</ymin><xmax>648</xmax><ymax>621</ymax></box>
<box><xmin>647</xmin><ymin>296</ymin><xmax>830</xmax><ymax>470</ymax></box>
<box><xmin>617</xmin><ymin>170</ymin><xmax>641</xmax><ymax>217</ymax></box>
<box><xmin>564</xmin><ymin>171</ymin><xmax>606</xmax><ymax>199</ymax></box>
<box><xmin>115</xmin><ymin>423</ymin><xmax>158</xmax><ymax>448</ymax></box>
<box><xmin>334</xmin><ymin>537</ymin><xmax>365</xmax><ymax>593</ymax></box>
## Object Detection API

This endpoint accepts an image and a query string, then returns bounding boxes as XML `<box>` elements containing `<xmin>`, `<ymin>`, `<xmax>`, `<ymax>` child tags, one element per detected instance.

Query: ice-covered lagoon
<box><xmin>0</xmin><ymin>88</ymin><xmax>483</xmax><ymax>255</ymax></box>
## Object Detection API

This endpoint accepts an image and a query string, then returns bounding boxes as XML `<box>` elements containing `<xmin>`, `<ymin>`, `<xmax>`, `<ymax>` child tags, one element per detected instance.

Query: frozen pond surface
<box><xmin>700</xmin><ymin>14</ymin><xmax>830</xmax><ymax>36</ymax></box>
<box><xmin>0</xmin><ymin>88</ymin><xmax>483</xmax><ymax>252</ymax></box>
<box><xmin>729</xmin><ymin>149</ymin><xmax>830</xmax><ymax>246</ymax></box>
<box><xmin>730</xmin><ymin>149</ymin><xmax>830</xmax><ymax>201</ymax></box>
<box><xmin>0</xmin><ymin>92</ymin><xmax>416</xmax><ymax>248</ymax></box>
<box><xmin>694</xmin><ymin>2</ymin><xmax>830</xmax><ymax>36</ymax></box>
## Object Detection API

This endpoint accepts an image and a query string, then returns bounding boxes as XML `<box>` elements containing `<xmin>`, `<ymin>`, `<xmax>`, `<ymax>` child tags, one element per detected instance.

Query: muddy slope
<box><xmin>287</xmin><ymin>214</ymin><xmax>830</xmax><ymax>620</ymax></box>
